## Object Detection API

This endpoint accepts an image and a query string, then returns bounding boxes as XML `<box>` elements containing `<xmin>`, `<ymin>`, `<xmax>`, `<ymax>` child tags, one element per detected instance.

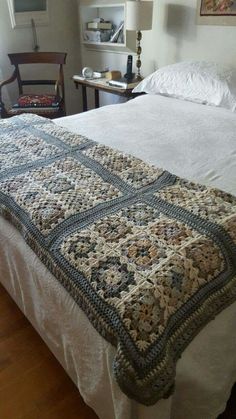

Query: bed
<box><xmin>0</xmin><ymin>62</ymin><xmax>236</xmax><ymax>419</ymax></box>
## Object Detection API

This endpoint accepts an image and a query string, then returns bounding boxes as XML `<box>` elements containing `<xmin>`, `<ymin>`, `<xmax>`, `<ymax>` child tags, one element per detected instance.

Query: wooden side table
<box><xmin>73</xmin><ymin>76</ymin><xmax>138</xmax><ymax>112</ymax></box>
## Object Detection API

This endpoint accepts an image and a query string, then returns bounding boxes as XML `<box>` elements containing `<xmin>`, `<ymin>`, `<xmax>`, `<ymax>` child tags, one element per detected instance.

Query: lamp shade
<box><xmin>126</xmin><ymin>1</ymin><xmax>153</xmax><ymax>31</ymax></box>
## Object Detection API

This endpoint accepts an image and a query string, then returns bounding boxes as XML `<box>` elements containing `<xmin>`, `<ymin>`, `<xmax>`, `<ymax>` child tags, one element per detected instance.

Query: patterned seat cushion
<box><xmin>13</xmin><ymin>94</ymin><xmax>61</xmax><ymax>109</ymax></box>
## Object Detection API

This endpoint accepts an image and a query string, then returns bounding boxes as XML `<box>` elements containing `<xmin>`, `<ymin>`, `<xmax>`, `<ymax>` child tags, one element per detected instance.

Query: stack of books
<box><xmin>84</xmin><ymin>18</ymin><xmax>113</xmax><ymax>43</ymax></box>
<box><xmin>87</xmin><ymin>21</ymin><xmax>112</xmax><ymax>30</ymax></box>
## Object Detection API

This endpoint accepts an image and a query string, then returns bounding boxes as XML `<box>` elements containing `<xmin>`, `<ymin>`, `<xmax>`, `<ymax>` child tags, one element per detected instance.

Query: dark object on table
<box><xmin>124</xmin><ymin>55</ymin><xmax>135</xmax><ymax>81</ymax></box>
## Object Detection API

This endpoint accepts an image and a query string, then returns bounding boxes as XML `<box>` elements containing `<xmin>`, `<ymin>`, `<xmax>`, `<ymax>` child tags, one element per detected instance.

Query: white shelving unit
<box><xmin>79</xmin><ymin>0</ymin><xmax>136</xmax><ymax>53</ymax></box>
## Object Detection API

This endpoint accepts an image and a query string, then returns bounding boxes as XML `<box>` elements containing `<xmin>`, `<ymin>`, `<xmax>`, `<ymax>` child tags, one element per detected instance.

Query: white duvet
<box><xmin>0</xmin><ymin>94</ymin><xmax>236</xmax><ymax>419</ymax></box>
<box><xmin>58</xmin><ymin>94</ymin><xmax>236</xmax><ymax>195</ymax></box>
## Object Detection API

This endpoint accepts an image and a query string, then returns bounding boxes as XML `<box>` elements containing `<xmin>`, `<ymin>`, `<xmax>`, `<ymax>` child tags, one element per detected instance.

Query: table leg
<box><xmin>82</xmin><ymin>85</ymin><xmax>88</xmax><ymax>112</ymax></box>
<box><xmin>95</xmin><ymin>89</ymin><xmax>99</xmax><ymax>108</ymax></box>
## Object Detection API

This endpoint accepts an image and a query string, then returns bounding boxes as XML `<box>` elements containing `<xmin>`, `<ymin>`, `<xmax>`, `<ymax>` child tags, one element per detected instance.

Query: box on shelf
<box><xmin>83</xmin><ymin>29</ymin><xmax>113</xmax><ymax>43</ymax></box>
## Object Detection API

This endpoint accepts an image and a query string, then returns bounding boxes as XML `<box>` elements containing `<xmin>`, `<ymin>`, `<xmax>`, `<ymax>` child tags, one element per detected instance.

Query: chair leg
<box><xmin>0</xmin><ymin>104</ymin><xmax>9</xmax><ymax>119</ymax></box>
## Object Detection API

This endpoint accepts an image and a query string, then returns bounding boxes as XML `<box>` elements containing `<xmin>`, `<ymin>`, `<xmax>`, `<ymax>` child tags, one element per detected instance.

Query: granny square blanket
<box><xmin>0</xmin><ymin>114</ymin><xmax>236</xmax><ymax>405</ymax></box>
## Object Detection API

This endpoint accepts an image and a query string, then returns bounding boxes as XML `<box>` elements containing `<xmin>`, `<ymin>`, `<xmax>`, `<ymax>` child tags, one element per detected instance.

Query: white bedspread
<box><xmin>58</xmin><ymin>94</ymin><xmax>236</xmax><ymax>195</ymax></box>
<box><xmin>0</xmin><ymin>94</ymin><xmax>236</xmax><ymax>419</ymax></box>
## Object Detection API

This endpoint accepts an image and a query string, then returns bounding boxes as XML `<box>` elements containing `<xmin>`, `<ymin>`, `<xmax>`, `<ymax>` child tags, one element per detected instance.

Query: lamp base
<box><xmin>136</xmin><ymin>74</ymin><xmax>143</xmax><ymax>81</ymax></box>
<box><xmin>136</xmin><ymin>30</ymin><xmax>143</xmax><ymax>82</ymax></box>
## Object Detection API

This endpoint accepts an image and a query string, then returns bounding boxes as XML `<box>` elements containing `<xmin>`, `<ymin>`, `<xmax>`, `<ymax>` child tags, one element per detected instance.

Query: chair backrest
<box><xmin>8</xmin><ymin>52</ymin><xmax>67</xmax><ymax>99</ymax></box>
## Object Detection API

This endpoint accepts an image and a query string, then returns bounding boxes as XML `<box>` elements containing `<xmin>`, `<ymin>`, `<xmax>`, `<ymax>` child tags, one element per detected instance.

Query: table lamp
<box><xmin>126</xmin><ymin>0</ymin><xmax>153</xmax><ymax>80</ymax></box>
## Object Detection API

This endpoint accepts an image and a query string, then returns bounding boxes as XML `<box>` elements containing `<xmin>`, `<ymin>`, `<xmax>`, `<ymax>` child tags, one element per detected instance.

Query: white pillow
<box><xmin>133</xmin><ymin>61</ymin><xmax>236</xmax><ymax>111</ymax></box>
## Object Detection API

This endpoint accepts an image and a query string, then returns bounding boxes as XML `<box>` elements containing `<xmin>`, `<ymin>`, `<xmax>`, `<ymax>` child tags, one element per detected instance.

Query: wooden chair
<box><xmin>0</xmin><ymin>52</ymin><xmax>67</xmax><ymax>119</ymax></box>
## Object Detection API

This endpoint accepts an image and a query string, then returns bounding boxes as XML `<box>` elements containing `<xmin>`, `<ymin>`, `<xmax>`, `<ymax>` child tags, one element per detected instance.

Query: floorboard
<box><xmin>0</xmin><ymin>284</ymin><xmax>235</xmax><ymax>419</ymax></box>
<box><xmin>0</xmin><ymin>285</ymin><xmax>98</xmax><ymax>419</ymax></box>
<box><xmin>218</xmin><ymin>385</ymin><xmax>236</xmax><ymax>419</ymax></box>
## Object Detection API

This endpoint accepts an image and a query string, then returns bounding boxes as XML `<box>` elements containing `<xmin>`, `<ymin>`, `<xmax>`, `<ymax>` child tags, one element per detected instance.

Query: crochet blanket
<box><xmin>0</xmin><ymin>114</ymin><xmax>236</xmax><ymax>405</ymax></box>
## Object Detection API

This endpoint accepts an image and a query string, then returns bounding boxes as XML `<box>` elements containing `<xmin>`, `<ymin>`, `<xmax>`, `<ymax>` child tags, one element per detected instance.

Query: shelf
<box><xmin>79</xmin><ymin>0</ymin><xmax>136</xmax><ymax>53</ymax></box>
<box><xmin>82</xmin><ymin>41</ymin><xmax>125</xmax><ymax>47</ymax></box>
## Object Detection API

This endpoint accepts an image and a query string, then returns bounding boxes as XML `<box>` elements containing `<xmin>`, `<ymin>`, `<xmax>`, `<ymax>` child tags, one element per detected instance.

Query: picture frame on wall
<box><xmin>197</xmin><ymin>0</ymin><xmax>236</xmax><ymax>25</ymax></box>
<box><xmin>7</xmin><ymin>0</ymin><xmax>49</xmax><ymax>28</ymax></box>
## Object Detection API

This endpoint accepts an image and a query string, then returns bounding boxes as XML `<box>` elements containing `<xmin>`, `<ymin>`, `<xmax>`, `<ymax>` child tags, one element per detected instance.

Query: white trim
<box><xmin>7</xmin><ymin>0</ymin><xmax>49</xmax><ymax>28</ymax></box>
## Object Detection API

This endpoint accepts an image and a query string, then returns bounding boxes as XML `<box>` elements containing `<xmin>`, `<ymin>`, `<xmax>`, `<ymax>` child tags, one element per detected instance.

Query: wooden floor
<box><xmin>218</xmin><ymin>385</ymin><xmax>236</xmax><ymax>419</ymax></box>
<box><xmin>0</xmin><ymin>285</ymin><xmax>98</xmax><ymax>419</ymax></box>
<box><xmin>0</xmin><ymin>284</ymin><xmax>235</xmax><ymax>419</ymax></box>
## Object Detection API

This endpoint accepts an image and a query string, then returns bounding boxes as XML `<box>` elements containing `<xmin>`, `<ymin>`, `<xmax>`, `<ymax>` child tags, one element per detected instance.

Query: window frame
<box><xmin>7</xmin><ymin>0</ymin><xmax>49</xmax><ymax>28</ymax></box>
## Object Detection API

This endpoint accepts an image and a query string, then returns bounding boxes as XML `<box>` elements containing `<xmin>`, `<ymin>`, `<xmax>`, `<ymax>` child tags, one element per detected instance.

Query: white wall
<box><xmin>0</xmin><ymin>0</ymin><xmax>82</xmax><ymax>115</ymax></box>
<box><xmin>80</xmin><ymin>0</ymin><xmax>236</xmax><ymax>107</ymax></box>
<box><xmin>143</xmin><ymin>0</ymin><xmax>236</xmax><ymax>74</ymax></box>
